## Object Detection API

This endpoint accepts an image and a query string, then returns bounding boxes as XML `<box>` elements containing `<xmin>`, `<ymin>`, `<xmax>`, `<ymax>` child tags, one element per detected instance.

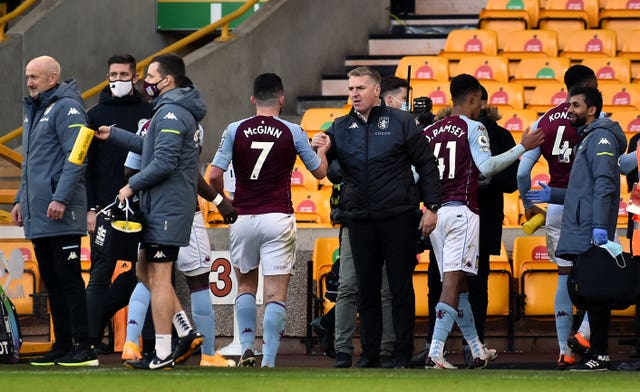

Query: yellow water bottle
<box><xmin>68</xmin><ymin>126</ymin><xmax>94</xmax><ymax>165</ymax></box>
<box><xmin>522</xmin><ymin>212</ymin><xmax>546</xmax><ymax>235</ymax></box>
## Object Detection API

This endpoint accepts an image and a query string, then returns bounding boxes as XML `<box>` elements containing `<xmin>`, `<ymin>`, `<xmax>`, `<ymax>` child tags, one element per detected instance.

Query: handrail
<box><xmin>0</xmin><ymin>0</ymin><xmax>260</xmax><ymax>146</ymax></box>
<box><xmin>0</xmin><ymin>0</ymin><xmax>38</xmax><ymax>42</ymax></box>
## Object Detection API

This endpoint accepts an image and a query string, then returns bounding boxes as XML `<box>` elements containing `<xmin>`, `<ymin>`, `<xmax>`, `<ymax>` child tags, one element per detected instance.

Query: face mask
<box><xmin>109</xmin><ymin>80</ymin><xmax>133</xmax><ymax>98</ymax></box>
<box><xmin>598</xmin><ymin>240</ymin><xmax>623</xmax><ymax>259</ymax></box>
<box><xmin>143</xmin><ymin>77</ymin><xmax>165</xmax><ymax>98</ymax></box>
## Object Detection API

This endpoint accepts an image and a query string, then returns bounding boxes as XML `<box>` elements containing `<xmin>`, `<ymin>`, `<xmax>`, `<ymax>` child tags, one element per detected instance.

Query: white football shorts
<box><xmin>176</xmin><ymin>211</ymin><xmax>212</xmax><ymax>276</ymax></box>
<box><xmin>229</xmin><ymin>213</ymin><xmax>296</xmax><ymax>275</ymax></box>
<box><xmin>545</xmin><ymin>203</ymin><xmax>572</xmax><ymax>267</ymax></box>
<box><xmin>429</xmin><ymin>204</ymin><xmax>480</xmax><ymax>278</ymax></box>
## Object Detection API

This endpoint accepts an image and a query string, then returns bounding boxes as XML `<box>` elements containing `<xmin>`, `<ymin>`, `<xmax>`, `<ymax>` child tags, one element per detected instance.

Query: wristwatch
<box><xmin>426</xmin><ymin>203</ymin><xmax>440</xmax><ymax>213</ymax></box>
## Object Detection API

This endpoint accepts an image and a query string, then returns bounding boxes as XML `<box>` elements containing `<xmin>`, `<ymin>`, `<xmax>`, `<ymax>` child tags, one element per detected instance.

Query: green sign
<box><xmin>157</xmin><ymin>1</ymin><xmax>266</xmax><ymax>31</ymax></box>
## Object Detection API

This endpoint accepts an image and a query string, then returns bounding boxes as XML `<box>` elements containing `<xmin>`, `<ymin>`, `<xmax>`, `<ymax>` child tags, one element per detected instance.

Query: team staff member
<box><xmin>210</xmin><ymin>73</ymin><xmax>329</xmax><ymax>368</ymax></box>
<box><xmin>95</xmin><ymin>54</ymin><xmax>205</xmax><ymax>370</ymax></box>
<box><xmin>528</xmin><ymin>87</ymin><xmax>626</xmax><ymax>371</ymax></box>
<box><xmin>317</xmin><ymin>66</ymin><xmax>441</xmax><ymax>369</ymax></box>
<box><xmin>517</xmin><ymin>65</ymin><xmax>599</xmax><ymax>369</ymax></box>
<box><xmin>85</xmin><ymin>54</ymin><xmax>153</xmax><ymax>352</ymax></box>
<box><xmin>13</xmin><ymin>56</ymin><xmax>97</xmax><ymax>366</ymax></box>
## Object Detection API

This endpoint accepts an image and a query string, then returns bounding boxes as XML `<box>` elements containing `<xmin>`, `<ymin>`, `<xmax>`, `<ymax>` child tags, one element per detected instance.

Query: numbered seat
<box><xmin>410</xmin><ymin>80</ymin><xmax>451</xmax><ymax>113</ymax></box>
<box><xmin>526</xmin><ymin>82</ymin><xmax>568</xmax><ymax>114</ymax></box>
<box><xmin>291</xmin><ymin>157</ymin><xmax>320</xmax><ymax>191</ymax></box>
<box><xmin>581</xmin><ymin>57</ymin><xmax>631</xmax><ymax>84</ymax></box>
<box><xmin>600</xmin><ymin>82</ymin><xmax>640</xmax><ymax>112</ymax></box>
<box><xmin>559</xmin><ymin>29</ymin><xmax>618</xmax><ymax>61</ymax></box>
<box><xmin>538</xmin><ymin>0</ymin><xmax>600</xmax><ymax>49</ymax></box>
<box><xmin>610</xmin><ymin>111</ymin><xmax>640</xmax><ymax>133</ymax></box>
<box><xmin>291</xmin><ymin>187</ymin><xmax>332</xmax><ymax>228</ymax></box>
<box><xmin>300</xmin><ymin>107</ymin><xmax>349</xmax><ymax>139</ymax></box>
<box><xmin>511</xmin><ymin>57</ymin><xmax>570</xmax><ymax>90</ymax></box>
<box><xmin>455</xmin><ymin>56</ymin><xmax>510</xmax><ymax>83</ymax></box>
<box><xmin>598</xmin><ymin>0</ymin><xmax>640</xmax><ymax>49</ymax></box>
<box><xmin>439</xmin><ymin>29</ymin><xmax>499</xmax><ymax>62</ymax></box>
<box><xmin>497</xmin><ymin>109</ymin><xmax>540</xmax><ymax>132</ymax></box>
<box><xmin>512</xmin><ymin>236</ymin><xmax>557</xmax><ymax>317</ymax></box>
<box><xmin>479</xmin><ymin>0</ymin><xmax>540</xmax><ymax>49</ymax></box>
<box><xmin>395</xmin><ymin>55</ymin><xmax>450</xmax><ymax>82</ymax></box>
<box><xmin>501</xmin><ymin>29</ymin><xmax>560</xmax><ymax>59</ymax></box>
<box><xmin>482</xmin><ymin>81</ymin><xmax>525</xmax><ymax>110</ymax></box>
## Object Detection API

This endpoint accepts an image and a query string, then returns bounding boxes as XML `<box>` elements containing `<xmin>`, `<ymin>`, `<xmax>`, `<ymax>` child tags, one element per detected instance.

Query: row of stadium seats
<box><xmin>479</xmin><ymin>0</ymin><xmax>640</xmax><ymax>49</ymax></box>
<box><xmin>310</xmin><ymin>235</ymin><xmax>636</xmax><ymax>349</ymax></box>
<box><xmin>398</xmin><ymin>55</ymin><xmax>640</xmax><ymax>86</ymax></box>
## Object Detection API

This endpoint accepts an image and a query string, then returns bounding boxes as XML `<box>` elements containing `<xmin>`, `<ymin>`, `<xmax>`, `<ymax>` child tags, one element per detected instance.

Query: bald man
<box><xmin>12</xmin><ymin>56</ymin><xmax>97</xmax><ymax>366</ymax></box>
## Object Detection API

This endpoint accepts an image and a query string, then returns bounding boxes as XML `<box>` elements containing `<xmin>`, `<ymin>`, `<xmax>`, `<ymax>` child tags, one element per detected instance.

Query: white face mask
<box><xmin>109</xmin><ymin>80</ymin><xmax>133</xmax><ymax>97</ymax></box>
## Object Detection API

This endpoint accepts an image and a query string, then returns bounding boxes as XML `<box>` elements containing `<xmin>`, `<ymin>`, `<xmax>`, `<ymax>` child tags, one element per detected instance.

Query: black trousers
<box><xmin>33</xmin><ymin>235</ymin><xmax>89</xmax><ymax>347</ymax></box>
<box><xmin>585</xmin><ymin>305</ymin><xmax>611</xmax><ymax>357</ymax></box>
<box><xmin>86</xmin><ymin>213</ymin><xmax>139</xmax><ymax>344</ymax></box>
<box><xmin>348</xmin><ymin>210</ymin><xmax>419</xmax><ymax>362</ymax></box>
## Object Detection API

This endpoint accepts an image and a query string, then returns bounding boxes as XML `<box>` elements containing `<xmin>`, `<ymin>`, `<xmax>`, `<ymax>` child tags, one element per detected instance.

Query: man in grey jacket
<box><xmin>95</xmin><ymin>54</ymin><xmax>205</xmax><ymax>370</ymax></box>
<box><xmin>528</xmin><ymin>86</ymin><xmax>627</xmax><ymax>371</ymax></box>
<box><xmin>12</xmin><ymin>56</ymin><xmax>97</xmax><ymax>366</ymax></box>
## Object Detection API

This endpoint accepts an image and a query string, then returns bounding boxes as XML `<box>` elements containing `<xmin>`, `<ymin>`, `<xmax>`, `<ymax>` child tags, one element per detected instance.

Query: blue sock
<box><xmin>262</xmin><ymin>301</ymin><xmax>286</xmax><ymax>368</ymax></box>
<box><xmin>555</xmin><ymin>274</ymin><xmax>573</xmax><ymax>354</ymax></box>
<box><xmin>428</xmin><ymin>302</ymin><xmax>457</xmax><ymax>358</ymax></box>
<box><xmin>456</xmin><ymin>293</ymin><xmax>483</xmax><ymax>358</ymax></box>
<box><xmin>235</xmin><ymin>293</ymin><xmax>256</xmax><ymax>352</ymax></box>
<box><xmin>126</xmin><ymin>282</ymin><xmax>150</xmax><ymax>344</ymax></box>
<box><xmin>191</xmin><ymin>289</ymin><xmax>215</xmax><ymax>356</ymax></box>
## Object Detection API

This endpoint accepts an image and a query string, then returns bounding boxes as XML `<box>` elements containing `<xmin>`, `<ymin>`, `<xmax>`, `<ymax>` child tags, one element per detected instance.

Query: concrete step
<box><xmin>368</xmin><ymin>33</ymin><xmax>447</xmax><ymax>56</ymax></box>
<box><xmin>390</xmin><ymin>14</ymin><xmax>478</xmax><ymax>35</ymax></box>
<box><xmin>415</xmin><ymin>0</ymin><xmax>484</xmax><ymax>16</ymax></box>
<box><xmin>296</xmin><ymin>95</ymin><xmax>348</xmax><ymax>116</ymax></box>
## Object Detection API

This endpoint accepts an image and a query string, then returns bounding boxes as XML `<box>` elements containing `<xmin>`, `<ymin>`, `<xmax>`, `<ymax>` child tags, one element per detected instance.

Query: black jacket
<box><xmin>325</xmin><ymin>100</ymin><xmax>441</xmax><ymax>221</ymax></box>
<box><xmin>86</xmin><ymin>86</ymin><xmax>153</xmax><ymax>208</ymax></box>
<box><xmin>478</xmin><ymin>108</ymin><xmax>518</xmax><ymax>255</ymax></box>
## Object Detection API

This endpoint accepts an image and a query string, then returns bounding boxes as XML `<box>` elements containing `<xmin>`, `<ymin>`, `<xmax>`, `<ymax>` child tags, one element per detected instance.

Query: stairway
<box><xmin>295</xmin><ymin>5</ymin><xmax>479</xmax><ymax>115</ymax></box>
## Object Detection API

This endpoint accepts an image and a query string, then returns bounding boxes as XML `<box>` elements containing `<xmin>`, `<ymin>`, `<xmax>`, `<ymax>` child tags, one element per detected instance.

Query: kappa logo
<box><xmin>598</xmin><ymin>138</ymin><xmax>611</xmax><ymax>145</ymax></box>
<box><xmin>67</xmin><ymin>107</ymin><xmax>80</xmax><ymax>116</ymax></box>
<box><xmin>153</xmin><ymin>250</ymin><xmax>166</xmax><ymax>259</ymax></box>
<box><xmin>163</xmin><ymin>112</ymin><xmax>178</xmax><ymax>121</ymax></box>
<box><xmin>348</xmin><ymin>122</ymin><xmax>358</xmax><ymax>129</ymax></box>
<box><xmin>67</xmin><ymin>251</ymin><xmax>78</xmax><ymax>261</ymax></box>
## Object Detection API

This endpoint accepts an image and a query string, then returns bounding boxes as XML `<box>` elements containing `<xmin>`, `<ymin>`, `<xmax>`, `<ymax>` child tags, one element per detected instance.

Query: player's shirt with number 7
<box><xmin>533</xmin><ymin>102</ymin><xmax>578</xmax><ymax>188</ymax></box>
<box><xmin>212</xmin><ymin>115</ymin><xmax>321</xmax><ymax>215</ymax></box>
<box><xmin>422</xmin><ymin>115</ymin><xmax>491</xmax><ymax>214</ymax></box>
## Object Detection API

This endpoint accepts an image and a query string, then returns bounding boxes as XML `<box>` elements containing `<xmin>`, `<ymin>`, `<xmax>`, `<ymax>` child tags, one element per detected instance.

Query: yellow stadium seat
<box><xmin>455</xmin><ymin>56</ymin><xmax>510</xmax><ymax>83</ymax></box>
<box><xmin>497</xmin><ymin>108</ymin><xmax>540</xmax><ymax>132</ymax></box>
<box><xmin>600</xmin><ymin>83</ymin><xmax>640</xmax><ymax>112</ymax></box>
<box><xmin>598</xmin><ymin>0</ymin><xmax>640</xmax><ymax>49</ymax></box>
<box><xmin>291</xmin><ymin>187</ymin><xmax>332</xmax><ymax>228</ymax></box>
<box><xmin>291</xmin><ymin>157</ymin><xmax>320</xmax><ymax>191</ymax></box>
<box><xmin>512</xmin><ymin>236</ymin><xmax>549</xmax><ymax>279</ymax></box>
<box><xmin>538</xmin><ymin>0</ymin><xmax>600</xmax><ymax>49</ymax></box>
<box><xmin>502</xmin><ymin>29</ymin><xmax>560</xmax><ymax>59</ymax></box>
<box><xmin>300</xmin><ymin>107</ymin><xmax>349</xmax><ymax>138</ymax></box>
<box><xmin>395</xmin><ymin>55</ymin><xmax>450</xmax><ymax>82</ymax></box>
<box><xmin>530</xmin><ymin>159</ymin><xmax>551</xmax><ymax>189</ymax></box>
<box><xmin>497</xmin><ymin>109</ymin><xmax>539</xmax><ymax>132</ymax></box>
<box><xmin>610</xmin><ymin>111</ymin><xmax>640</xmax><ymax>133</ymax></box>
<box><xmin>413</xmin><ymin>250</ymin><xmax>430</xmax><ymax>317</ymax></box>
<box><xmin>580</xmin><ymin>57</ymin><xmax>631</xmax><ymax>84</ymax></box>
<box><xmin>519</xmin><ymin>260</ymin><xmax>558</xmax><ymax>316</ymax></box>
<box><xmin>488</xmin><ymin>258</ymin><xmax>512</xmax><ymax>317</ymax></box>
<box><xmin>410</xmin><ymin>80</ymin><xmax>451</xmax><ymax>113</ymax></box>
<box><xmin>479</xmin><ymin>0</ymin><xmax>540</xmax><ymax>49</ymax></box>
<box><xmin>527</xmin><ymin>82</ymin><xmax>568</xmax><ymax>114</ymax></box>
<box><xmin>559</xmin><ymin>29</ymin><xmax>618</xmax><ymax>61</ymax></box>
<box><xmin>439</xmin><ymin>29</ymin><xmax>499</xmax><ymax>61</ymax></box>
<box><xmin>619</xmin><ymin>30</ymin><xmax>640</xmax><ymax>76</ymax></box>
<box><xmin>311</xmin><ymin>238</ymin><xmax>340</xmax><ymax>316</ymax></box>
<box><xmin>512</xmin><ymin>58</ymin><xmax>570</xmax><ymax>89</ymax></box>
<box><xmin>482</xmin><ymin>81</ymin><xmax>525</xmax><ymax>110</ymax></box>
<box><xmin>503</xmin><ymin>191</ymin><xmax>522</xmax><ymax>227</ymax></box>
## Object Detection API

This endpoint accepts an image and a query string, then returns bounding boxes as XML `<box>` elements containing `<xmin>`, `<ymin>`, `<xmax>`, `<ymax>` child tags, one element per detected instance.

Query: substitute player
<box><xmin>209</xmin><ymin>73</ymin><xmax>329</xmax><ymax>368</ymax></box>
